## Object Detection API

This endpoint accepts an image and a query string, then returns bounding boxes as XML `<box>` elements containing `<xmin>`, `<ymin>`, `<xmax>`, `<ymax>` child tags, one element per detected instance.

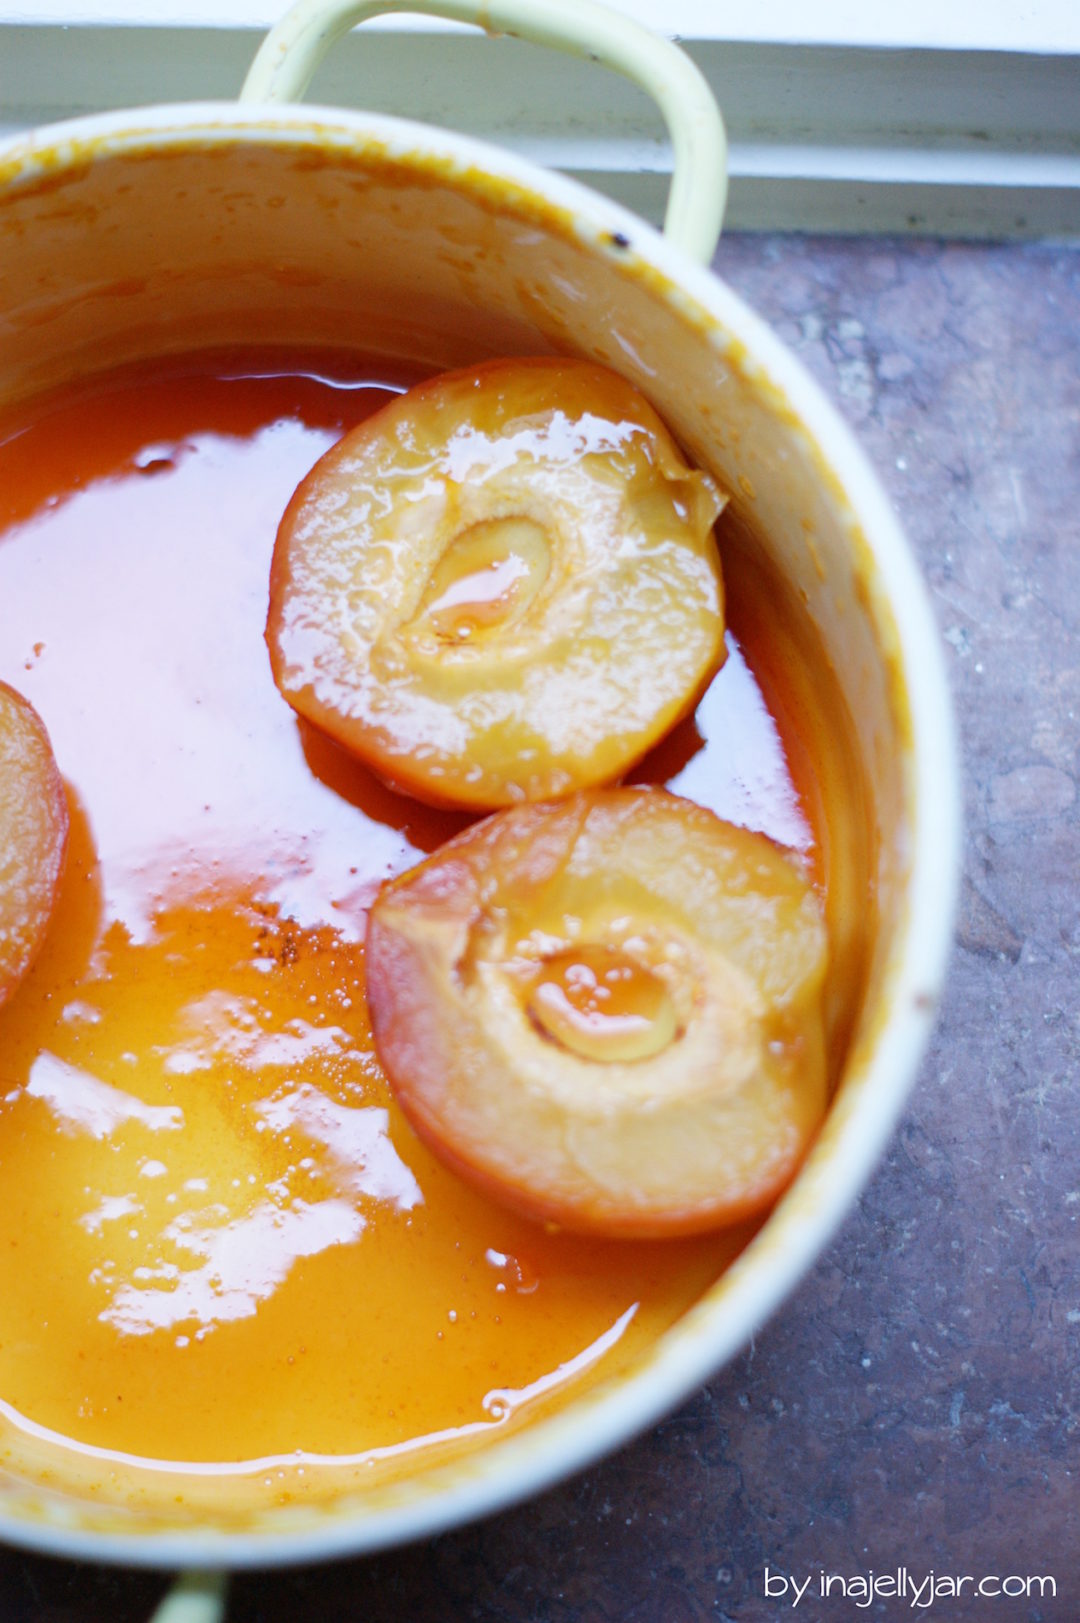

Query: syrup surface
<box><xmin>0</xmin><ymin>355</ymin><xmax>834</xmax><ymax>1504</ymax></box>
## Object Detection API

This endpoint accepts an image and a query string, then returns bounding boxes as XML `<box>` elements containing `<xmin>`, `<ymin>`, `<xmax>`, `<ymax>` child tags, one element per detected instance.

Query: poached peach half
<box><xmin>366</xmin><ymin>788</ymin><xmax>828</xmax><ymax>1237</ymax></box>
<box><xmin>0</xmin><ymin>681</ymin><xmax>69</xmax><ymax>1006</ymax></box>
<box><xmin>267</xmin><ymin>359</ymin><xmax>726</xmax><ymax>809</ymax></box>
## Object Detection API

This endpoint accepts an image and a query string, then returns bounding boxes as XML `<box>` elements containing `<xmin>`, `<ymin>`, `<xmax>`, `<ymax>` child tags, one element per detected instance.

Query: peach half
<box><xmin>0</xmin><ymin>681</ymin><xmax>69</xmax><ymax>1006</ymax></box>
<box><xmin>366</xmin><ymin>788</ymin><xmax>828</xmax><ymax>1237</ymax></box>
<box><xmin>267</xmin><ymin>359</ymin><xmax>726</xmax><ymax>809</ymax></box>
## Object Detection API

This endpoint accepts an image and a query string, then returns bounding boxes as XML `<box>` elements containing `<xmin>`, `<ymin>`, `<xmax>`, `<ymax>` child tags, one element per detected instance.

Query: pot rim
<box><xmin>0</xmin><ymin>101</ymin><xmax>961</xmax><ymax>1569</ymax></box>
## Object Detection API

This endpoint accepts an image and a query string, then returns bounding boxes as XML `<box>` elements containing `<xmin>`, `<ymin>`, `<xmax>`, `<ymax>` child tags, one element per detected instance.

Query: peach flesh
<box><xmin>526</xmin><ymin>945</ymin><xmax>679</xmax><ymax>1065</ymax></box>
<box><xmin>0</xmin><ymin>680</ymin><xmax>69</xmax><ymax>1006</ymax></box>
<box><xmin>367</xmin><ymin>787</ymin><xmax>829</xmax><ymax>1238</ymax></box>
<box><xmin>267</xmin><ymin>358</ymin><xmax>727</xmax><ymax>809</ymax></box>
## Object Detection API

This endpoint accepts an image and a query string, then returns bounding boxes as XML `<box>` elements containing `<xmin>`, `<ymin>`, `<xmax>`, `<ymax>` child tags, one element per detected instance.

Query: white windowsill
<box><xmin>2</xmin><ymin>1</ymin><xmax>1078</xmax><ymax>237</ymax></box>
<box><xmin>4</xmin><ymin>0</ymin><xmax>1080</xmax><ymax>52</ymax></box>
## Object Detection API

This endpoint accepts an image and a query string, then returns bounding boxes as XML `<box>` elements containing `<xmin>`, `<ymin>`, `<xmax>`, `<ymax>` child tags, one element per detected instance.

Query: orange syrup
<box><xmin>0</xmin><ymin>353</ymin><xmax>865</xmax><ymax>1509</ymax></box>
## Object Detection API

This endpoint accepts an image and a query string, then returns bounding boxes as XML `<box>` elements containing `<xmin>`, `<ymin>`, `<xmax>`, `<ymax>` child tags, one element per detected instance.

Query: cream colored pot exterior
<box><xmin>0</xmin><ymin>104</ymin><xmax>959</xmax><ymax>1566</ymax></box>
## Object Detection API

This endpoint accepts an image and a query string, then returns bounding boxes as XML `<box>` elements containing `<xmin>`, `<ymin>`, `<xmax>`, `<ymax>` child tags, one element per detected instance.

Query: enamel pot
<box><xmin>0</xmin><ymin>0</ymin><xmax>959</xmax><ymax>1609</ymax></box>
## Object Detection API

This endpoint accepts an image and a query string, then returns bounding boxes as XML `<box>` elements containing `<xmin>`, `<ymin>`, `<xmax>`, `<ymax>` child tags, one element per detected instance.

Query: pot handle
<box><xmin>148</xmin><ymin>1571</ymin><xmax>228</xmax><ymax>1623</ymax></box>
<box><xmin>239</xmin><ymin>0</ymin><xmax>727</xmax><ymax>264</ymax></box>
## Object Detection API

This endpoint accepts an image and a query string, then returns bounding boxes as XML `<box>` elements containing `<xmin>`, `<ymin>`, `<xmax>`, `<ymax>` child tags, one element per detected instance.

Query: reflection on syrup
<box><xmin>0</xmin><ymin>355</ymin><xmax>815</xmax><ymax>1492</ymax></box>
<box><xmin>25</xmin><ymin>1052</ymin><xmax>184</xmax><ymax>1137</ymax></box>
<box><xmin>0</xmin><ymin>365</ymin><xmax>421</xmax><ymax>942</ymax></box>
<box><xmin>631</xmin><ymin>634</ymin><xmax>814</xmax><ymax>867</ymax></box>
<box><xmin>1</xmin><ymin>876</ymin><xmax>715</xmax><ymax>1470</ymax></box>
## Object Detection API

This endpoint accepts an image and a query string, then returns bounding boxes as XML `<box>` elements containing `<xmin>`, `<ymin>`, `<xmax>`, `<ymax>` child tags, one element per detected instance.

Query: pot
<box><xmin>0</xmin><ymin>0</ymin><xmax>959</xmax><ymax>1606</ymax></box>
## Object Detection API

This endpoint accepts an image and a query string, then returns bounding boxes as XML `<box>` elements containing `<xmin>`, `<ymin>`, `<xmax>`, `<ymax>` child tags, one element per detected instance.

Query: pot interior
<box><xmin>0</xmin><ymin>113</ymin><xmax>928</xmax><ymax>1559</ymax></box>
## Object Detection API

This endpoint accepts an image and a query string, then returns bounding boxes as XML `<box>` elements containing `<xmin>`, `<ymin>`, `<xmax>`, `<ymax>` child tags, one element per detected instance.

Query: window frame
<box><xmin>2</xmin><ymin>0</ymin><xmax>1078</xmax><ymax>236</ymax></box>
